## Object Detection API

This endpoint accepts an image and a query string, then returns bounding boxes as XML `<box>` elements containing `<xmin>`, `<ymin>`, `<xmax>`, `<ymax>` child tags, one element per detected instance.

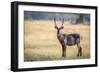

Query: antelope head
<box><xmin>54</xmin><ymin>18</ymin><xmax>64</xmax><ymax>34</ymax></box>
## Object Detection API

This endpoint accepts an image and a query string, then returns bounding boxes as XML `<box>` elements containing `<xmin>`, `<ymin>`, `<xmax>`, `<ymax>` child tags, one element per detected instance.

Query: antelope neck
<box><xmin>57</xmin><ymin>30</ymin><xmax>62</xmax><ymax>36</ymax></box>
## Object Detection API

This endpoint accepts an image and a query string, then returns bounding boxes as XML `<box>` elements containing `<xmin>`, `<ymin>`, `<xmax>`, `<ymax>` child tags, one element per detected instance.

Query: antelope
<box><xmin>54</xmin><ymin>18</ymin><xmax>82</xmax><ymax>57</ymax></box>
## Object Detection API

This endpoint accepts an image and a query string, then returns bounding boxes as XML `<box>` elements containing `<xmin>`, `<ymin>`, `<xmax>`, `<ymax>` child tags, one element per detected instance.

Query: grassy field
<box><xmin>24</xmin><ymin>20</ymin><xmax>90</xmax><ymax>62</ymax></box>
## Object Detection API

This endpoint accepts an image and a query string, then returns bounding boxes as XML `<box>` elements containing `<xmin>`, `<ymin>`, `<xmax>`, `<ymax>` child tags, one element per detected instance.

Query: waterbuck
<box><xmin>54</xmin><ymin>18</ymin><xmax>82</xmax><ymax>57</ymax></box>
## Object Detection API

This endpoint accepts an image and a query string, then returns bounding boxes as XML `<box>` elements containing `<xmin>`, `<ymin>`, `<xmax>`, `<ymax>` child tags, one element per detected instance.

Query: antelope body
<box><xmin>54</xmin><ymin>18</ymin><xmax>82</xmax><ymax>57</ymax></box>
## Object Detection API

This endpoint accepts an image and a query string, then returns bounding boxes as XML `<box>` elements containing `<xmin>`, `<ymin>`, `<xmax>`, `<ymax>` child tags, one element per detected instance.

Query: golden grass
<box><xmin>24</xmin><ymin>20</ymin><xmax>90</xmax><ymax>61</ymax></box>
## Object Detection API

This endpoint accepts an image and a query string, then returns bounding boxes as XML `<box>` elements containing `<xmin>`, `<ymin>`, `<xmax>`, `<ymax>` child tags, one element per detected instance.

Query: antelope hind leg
<box><xmin>77</xmin><ymin>44</ymin><xmax>82</xmax><ymax>56</ymax></box>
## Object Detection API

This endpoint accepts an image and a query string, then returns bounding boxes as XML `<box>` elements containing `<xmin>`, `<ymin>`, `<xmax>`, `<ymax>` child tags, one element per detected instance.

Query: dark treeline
<box><xmin>24</xmin><ymin>11</ymin><xmax>90</xmax><ymax>24</ymax></box>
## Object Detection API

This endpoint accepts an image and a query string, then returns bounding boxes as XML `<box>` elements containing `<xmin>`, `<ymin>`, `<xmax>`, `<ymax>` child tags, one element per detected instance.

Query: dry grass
<box><xmin>24</xmin><ymin>20</ymin><xmax>90</xmax><ymax>62</ymax></box>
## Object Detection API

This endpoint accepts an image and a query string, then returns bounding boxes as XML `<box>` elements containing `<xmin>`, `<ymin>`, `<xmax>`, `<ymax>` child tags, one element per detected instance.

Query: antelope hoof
<box><xmin>77</xmin><ymin>54</ymin><xmax>82</xmax><ymax>56</ymax></box>
<box><xmin>62</xmin><ymin>55</ymin><xmax>66</xmax><ymax>57</ymax></box>
<box><xmin>77</xmin><ymin>54</ymin><xmax>79</xmax><ymax>56</ymax></box>
<box><xmin>79</xmin><ymin>53</ymin><xmax>82</xmax><ymax>56</ymax></box>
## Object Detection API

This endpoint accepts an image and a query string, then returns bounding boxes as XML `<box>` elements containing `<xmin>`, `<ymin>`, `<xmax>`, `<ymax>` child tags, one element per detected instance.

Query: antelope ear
<box><xmin>55</xmin><ymin>26</ymin><xmax>58</xmax><ymax>29</ymax></box>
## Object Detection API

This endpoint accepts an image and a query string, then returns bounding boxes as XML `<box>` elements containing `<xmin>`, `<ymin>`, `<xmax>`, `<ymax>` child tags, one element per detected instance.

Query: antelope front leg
<box><xmin>62</xmin><ymin>45</ymin><xmax>66</xmax><ymax>57</ymax></box>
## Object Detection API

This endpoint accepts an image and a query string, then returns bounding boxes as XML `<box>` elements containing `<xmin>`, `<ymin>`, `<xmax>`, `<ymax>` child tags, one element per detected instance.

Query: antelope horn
<box><xmin>61</xmin><ymin>18</ymin><xmax>64</xmax><ymax>26</ymax></box>
<box><xmin>54</xmin><ymin>18</ymin><xmax>57</xmax><ymax>26</ymax></box>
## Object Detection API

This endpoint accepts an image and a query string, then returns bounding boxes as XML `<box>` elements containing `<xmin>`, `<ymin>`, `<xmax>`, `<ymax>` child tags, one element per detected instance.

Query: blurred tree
<box><xmin>24</xmin><ymin>11</ymin><xmax>90</xmax><ymax>24</ymax></box>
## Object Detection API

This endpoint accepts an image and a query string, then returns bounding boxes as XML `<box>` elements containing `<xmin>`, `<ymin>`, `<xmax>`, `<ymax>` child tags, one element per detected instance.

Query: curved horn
<box><xmin>54</xmin><ymin>18</ymin><xmax>56</xmax><ymax>26</ymax></box>
<box><xmin>61</xmin><ymin>18</ymin><xmax>64</xmax><ymax>26</ymax></box>
<box><xmin>54</xmin><ymin>18</ymin><xmax>58</xmax><ymax>29</ymax></box>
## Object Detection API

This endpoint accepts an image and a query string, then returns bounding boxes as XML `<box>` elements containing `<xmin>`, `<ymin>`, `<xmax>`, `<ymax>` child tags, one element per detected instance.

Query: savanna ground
<box><xmin>24</xmin><ymin>20</ymin><xmax>90</xmax><ymax>62</ymax></box>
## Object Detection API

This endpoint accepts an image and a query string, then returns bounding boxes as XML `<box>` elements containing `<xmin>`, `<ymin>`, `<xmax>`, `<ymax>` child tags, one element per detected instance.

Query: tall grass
<box><xmin>24</xmin><ymin>20</ymin><xmax>90</xmax><ymax>62</ymax></box>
